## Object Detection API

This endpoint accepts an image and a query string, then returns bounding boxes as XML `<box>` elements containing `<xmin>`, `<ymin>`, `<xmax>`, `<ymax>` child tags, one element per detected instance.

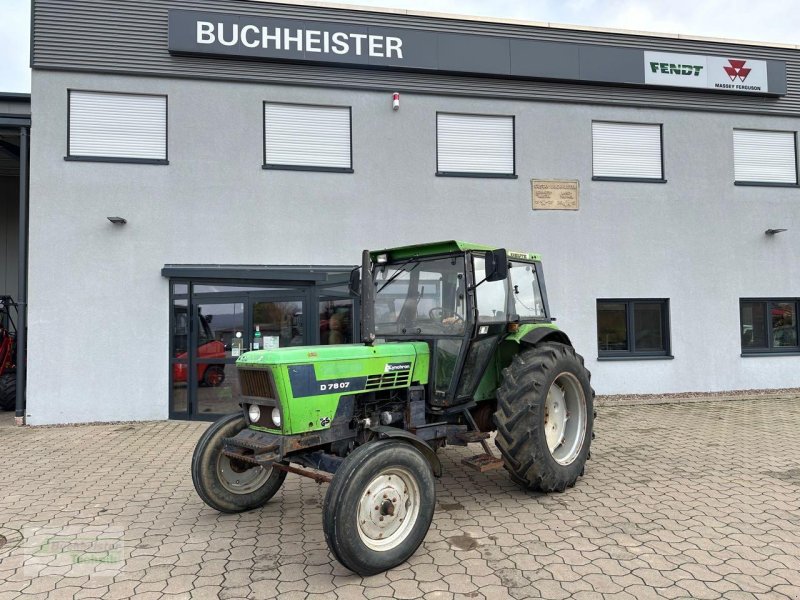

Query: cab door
<box><xmin>452</xmin><ymin>254</ymin><xmax>510</xmax><ymax>403</ymax></box>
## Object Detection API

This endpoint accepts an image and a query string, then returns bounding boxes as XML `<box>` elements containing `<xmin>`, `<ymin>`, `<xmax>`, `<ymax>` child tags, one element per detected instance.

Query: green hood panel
<box><xmin>238</xmin><ymin>342</ymin><xmax>430</xmax><ymax>435</ymax></box>
<box><xmin>237</xmin><ymin>342</ymin><xmax>428</xmax><ymax>366</ymax></box>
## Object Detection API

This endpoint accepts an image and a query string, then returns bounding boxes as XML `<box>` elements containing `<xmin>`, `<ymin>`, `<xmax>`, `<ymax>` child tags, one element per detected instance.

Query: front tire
<box><xmin>191</xmin><ymin>413</ymin><xmax>286</xmax><ymax>513</ymax></box>
<box><xmin>494</xmin><ymin>342</ymin><xmax>594</xmax><ymax>492</ymax></box>
<box><xmin>0</xmin><ymin>373</ymin><xmax>15</xmax><ymax>411</ymax></box>
<box><xmin>323</xmin><ymin>440</ymin><xmax>435</xmax><ymax>576</ymax></box>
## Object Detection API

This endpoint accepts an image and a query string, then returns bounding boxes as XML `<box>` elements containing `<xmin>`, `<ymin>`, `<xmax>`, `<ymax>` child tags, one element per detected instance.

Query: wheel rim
<box><xmin>206</xmin><ymin>367</ymin><xmax>224</xmax><ymax>386</ymax></box>
<box><xmin>544</xmin><ymin>372</ymin><xmax>587</xmax><ymax>466</ymax></box>
<box><xmin>216</xmin><ymin>453</ymin><xmax>271</xmax><ymax>494</ymax></box>
<box><xmin>357</xmin><ymin>467</ymin><xmax>421</xmax><ymax>552</ymax></box>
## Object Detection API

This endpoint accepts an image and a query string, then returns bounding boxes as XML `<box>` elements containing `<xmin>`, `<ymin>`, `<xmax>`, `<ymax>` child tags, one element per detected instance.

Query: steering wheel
<box><xmin>428</xmin><ymin>307</ymin><xmax>465</xmax><ymax>331</ymax></box>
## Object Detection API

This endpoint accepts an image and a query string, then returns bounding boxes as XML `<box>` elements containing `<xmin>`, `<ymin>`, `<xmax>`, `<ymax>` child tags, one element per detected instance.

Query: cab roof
<box><xmin>371</xmin><ymin>240</ymin><xmax>542</xmax><ymax>262</ymax></box>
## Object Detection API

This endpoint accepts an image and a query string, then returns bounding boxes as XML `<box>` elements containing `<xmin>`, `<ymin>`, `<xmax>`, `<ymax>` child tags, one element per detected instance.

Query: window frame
<box><xmin>262</xmin><ymin>101</ymin><xmax>354</xmax><ymax>173</ymax></box>
<box><xmin>740</xmin><ymin>298</ymin><xmax>800</xmax><ymax>355</ymax></box>
<box><xmin>591</xmin><ymin>120</ymin><xmax>666</xmax><ymax>183</ymax></box>
<box><xmin>732</xmin><ymin>129</ymin><xmax>800</xmax><ymax>188</ymax></box>
<box><xmin>596</xmin><ymin>298</ymin><xmax>672</xmax><ymax>360</ymax></box>
<box><xmin>435</xmin><ymin>111</ymin><xmax>517</xmax><ymax>179</ymax></box>
<box><xmin>65</xmin><ymin>89</ymin><xmax>169</xmax><ymax>165</ymax></box>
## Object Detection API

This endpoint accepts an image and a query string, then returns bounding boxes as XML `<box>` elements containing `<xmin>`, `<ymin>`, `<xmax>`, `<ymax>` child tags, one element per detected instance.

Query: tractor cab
<box><xmin>361</xmin><ymin>241</ymin><xmax>552</xmax><ymax>409</ymax></box>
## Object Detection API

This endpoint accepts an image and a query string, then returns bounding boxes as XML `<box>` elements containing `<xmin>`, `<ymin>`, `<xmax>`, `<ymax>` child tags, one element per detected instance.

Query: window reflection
<box><xmin>772</xmin><ymin>302</ymin><xmax>797</xmax><ymax>348</ymax></box>
<box><xmin>320</xmin><ymin>299</ymin><xmax>354</xmax><ymax>345</ymax></box>
<box><xmin>597</xmin><ymin>303</ymin><xmax>628</xmax><ymax>352</ymax></box>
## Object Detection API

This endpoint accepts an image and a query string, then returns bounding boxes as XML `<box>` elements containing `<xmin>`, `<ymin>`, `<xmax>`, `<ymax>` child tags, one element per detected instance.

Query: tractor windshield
<box><xmin>374</xmin><ymin>256</ymin><xmax>467</xmax><ymax>336</ymax></box>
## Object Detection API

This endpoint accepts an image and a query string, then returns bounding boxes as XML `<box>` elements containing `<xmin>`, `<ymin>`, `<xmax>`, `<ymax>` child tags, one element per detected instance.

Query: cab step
<box><xmin>455</xmin><ymin>431</ymin><xmax>491</xmax><ymax>443</ymax></box>
<box><xmin>462</xmin><ymin>454</ymin><xmax>505</xmax><ymax>472</ymax></box>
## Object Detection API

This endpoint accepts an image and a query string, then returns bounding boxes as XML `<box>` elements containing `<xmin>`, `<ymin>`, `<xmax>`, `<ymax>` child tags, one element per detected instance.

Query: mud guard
<box><xmin>368</xmin><ymin>426</ymin><xmax>443</xmax><ymax>477</ymax></box>
<box><xmin>518</xmin><ymin>327</ymin><xmax>572</xmax><ymax>347</ymax></box>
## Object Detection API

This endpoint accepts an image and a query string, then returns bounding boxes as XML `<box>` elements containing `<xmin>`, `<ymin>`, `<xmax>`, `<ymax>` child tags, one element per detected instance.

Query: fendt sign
<box><xmin>168</xmin><ymin>9</ymin><xmax>785</xmax><ymax>96</ymax></box>
<box><xmin>644</xmin><ymin>51</ymin><xmax>770</xmax><ymax>93</ymax></box>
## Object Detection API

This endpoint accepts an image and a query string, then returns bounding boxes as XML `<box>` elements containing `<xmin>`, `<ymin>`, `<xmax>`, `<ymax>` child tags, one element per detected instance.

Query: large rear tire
<box><xmin>191</xmin><ymin>413</ymin><xmax>286</xmax><ymax>513</ymax></box>
<box><xmin>0</xmin><ymin>373</ymin><xmax>15</xmax><ymax>411</ymax></box>
<box><xmin>323</xmin><ymin>440</ymin><xmax>435</xmax><ymax>576</ymax></box>
<box><xmin>494</xmin><ymin>342</ymin><xmax>594</xmax><ymax>492</ymax></box>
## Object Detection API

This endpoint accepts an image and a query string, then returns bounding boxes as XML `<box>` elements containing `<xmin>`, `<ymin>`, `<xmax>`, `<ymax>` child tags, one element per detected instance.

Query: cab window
<box><xmin>474</xmin><ymin>255</ymin><xmax>508</xmax><ymax>323</ymax></box>
<box><xmin>509</xmin><ymin>261</ymin><xmax>545</xmax><ymax>318</ymax></box>
<box><xmin>374</xmin><ymin>256</ymin><xmax>466</xmax><ymax>335</ymax></box>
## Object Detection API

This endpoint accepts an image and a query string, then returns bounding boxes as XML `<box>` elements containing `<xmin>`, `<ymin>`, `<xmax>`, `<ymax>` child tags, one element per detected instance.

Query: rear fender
<box><xmin>368</xmin><ymin>426</ymin><xmax>443</xmax><ymax>477</ymax></box>
<box><xmin>517</xmin><ymin>327</ymin><xmax>572</xmax><ymax>348</ymax></box>
<box><xmin>477</xmin><ymin>325</ymin><xmax>572</xmax><ymax>397</ymax></box>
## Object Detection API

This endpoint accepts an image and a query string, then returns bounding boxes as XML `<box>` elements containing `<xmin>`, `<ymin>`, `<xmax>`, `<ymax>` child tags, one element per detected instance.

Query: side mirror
<box><xmin>348</xmin><ymin>267</ymin><xmax>361</xmax><ymax>296</ymax></box>
<box><xmin>485</xmin><ymin>249</ymin><xmax>509</xmax><ymax>282</ymax></box>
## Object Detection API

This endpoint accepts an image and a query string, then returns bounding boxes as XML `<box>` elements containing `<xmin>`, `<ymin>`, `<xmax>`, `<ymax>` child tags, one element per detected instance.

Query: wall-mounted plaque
<box><xmin>532</xmin><ymin>179</ymin><xmax>579</xmax><ymax>210</ymax></box>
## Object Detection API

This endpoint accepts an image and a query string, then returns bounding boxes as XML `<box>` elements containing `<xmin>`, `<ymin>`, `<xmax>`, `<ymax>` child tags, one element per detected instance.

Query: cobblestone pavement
<box><xmin>1</xmin><ymin>398</ymin><xmax>799</xmax><ymax>600</ymax></box>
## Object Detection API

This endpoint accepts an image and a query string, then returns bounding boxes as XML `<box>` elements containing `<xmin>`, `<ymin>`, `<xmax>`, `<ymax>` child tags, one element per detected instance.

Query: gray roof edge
<box><xmin>0</xmin><ymin>92</ymin><xmax>32</xmax><ymax>102</ymax></box>
<box><xmin>246</xmin><ymin>0</ymin><xmax>800</xmax><ymax>51</ymax></box>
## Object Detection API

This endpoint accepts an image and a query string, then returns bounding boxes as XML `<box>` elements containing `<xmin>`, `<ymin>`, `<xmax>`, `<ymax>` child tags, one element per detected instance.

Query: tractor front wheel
<box><xmin>0</xmin><ymin>374</ymin><xmax>15</xmax><ymax>411</ymax></box>
<box><xmin>323</xmin><ymin>440</ymin><xmax>435</xmax><ymax>576</ymax></box>
<box><xmin>494</xmin><ymin>342</ymin><xmax>594</xmax><ymax>492</ymax></box>
<box><xmin>191</xmin><ymin>413</ymin><xmax>286</xmax><ymax>513</ymax></box>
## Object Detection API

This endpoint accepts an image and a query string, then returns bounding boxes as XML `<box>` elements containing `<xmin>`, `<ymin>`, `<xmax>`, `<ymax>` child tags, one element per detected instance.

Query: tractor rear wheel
<box><xmin>0</xmin><ymin>374</ymin><xmax>15</xmax><ymax>411</ymax></box>
<box><xmin>192</xmin><ymin>413</ymin><xmax>286</xmax><ymax>513</ymax></box>
<box><xmin>322</xmin><ymin>440</ymin><xmax>435</xmax><ymax>576</ymax></box>
<box><xmin>494</xmin><ymin>342</ymin><xmax>594</xmax><ymax>492</ymax></box>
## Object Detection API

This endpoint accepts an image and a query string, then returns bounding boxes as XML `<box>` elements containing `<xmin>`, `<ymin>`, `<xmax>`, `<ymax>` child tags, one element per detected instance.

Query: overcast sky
<box><xmin>2</xmin><ymin>0</ymin><xmax>798</xmax><ymax>93</ymax></box>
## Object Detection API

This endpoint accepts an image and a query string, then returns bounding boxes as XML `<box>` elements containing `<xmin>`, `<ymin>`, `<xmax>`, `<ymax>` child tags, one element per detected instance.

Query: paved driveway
<box><xmin>1</xmin><ymin>398</ymin><xmax>799</xmax><ymax>599</ymax></box>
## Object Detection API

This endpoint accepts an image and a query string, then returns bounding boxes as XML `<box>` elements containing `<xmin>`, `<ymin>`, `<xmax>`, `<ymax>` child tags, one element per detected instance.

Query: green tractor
<box><xmin>192</xmin><ymin>241</ymin><xmax>594</xmax><ymax>575</ymax></box>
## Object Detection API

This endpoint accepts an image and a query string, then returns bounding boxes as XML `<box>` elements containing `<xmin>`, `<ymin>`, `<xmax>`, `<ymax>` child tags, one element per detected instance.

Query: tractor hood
<box><xmin>237</xmin><ymin>342</ymin><xmax>429</xmax><ymax>369</ymax></box>
<box><xmin>237</xmin><ymin>342</ymin><xmax>431</xmax><ymax>435</ymax></box>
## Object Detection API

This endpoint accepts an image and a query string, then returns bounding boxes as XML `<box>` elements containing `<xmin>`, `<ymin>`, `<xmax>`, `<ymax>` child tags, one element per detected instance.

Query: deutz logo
<box><xmin>649</xmin><ymin>62</ymin><xmax>703</xmax><ymax>76</ymax></box>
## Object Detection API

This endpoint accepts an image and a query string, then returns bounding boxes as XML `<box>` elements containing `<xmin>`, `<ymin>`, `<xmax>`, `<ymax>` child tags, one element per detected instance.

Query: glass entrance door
<box><xmin>193</xmin><ymin>300</ymin><xmax>246</xmax><ymax>416</ymax></box>
<box><xmin>168</xmin><ymin>276</ymin><xmax>356</xmax><ymax>420</ymax></box>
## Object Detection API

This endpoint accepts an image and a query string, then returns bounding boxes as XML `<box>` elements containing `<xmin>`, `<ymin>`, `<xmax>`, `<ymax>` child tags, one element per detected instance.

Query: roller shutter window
<box><xmin>733</xmin><ymin>129</ymin><xmax>798</xmax><ymax>185</ymax></box>
<box><xmin>68</xmin><ymin>91</ymin><xmax>167</xmax><ymax>162</ymax></box>
<box><xmin>264</xmin><ymin>103</ymin><xmax>352</xmax><ymax>171</ymax></box>
<box><xmin>592</xmin><ymin>122</ymin><xmax>663</xmax><ymax>180</ymax></box>
<box><xmin>437</xmin><ymin>113</ymin><xmax>515</xmax><ymax>176</ymax></box>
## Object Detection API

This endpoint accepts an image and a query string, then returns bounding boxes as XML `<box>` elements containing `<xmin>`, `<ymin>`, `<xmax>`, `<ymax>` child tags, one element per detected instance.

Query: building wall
<box><xmin>0</xmin><ymin>176</ymin><xmax>19</xmax><ymax>300</ymax></box>
<box><xmin>27</xmin><ymin>69</ymin><xmax>800</xmax><ymax>424</ymax></box>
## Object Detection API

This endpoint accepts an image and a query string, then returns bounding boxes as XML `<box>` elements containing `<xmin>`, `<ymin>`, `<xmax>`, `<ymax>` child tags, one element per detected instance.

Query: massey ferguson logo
<box><xmin>724</xmin><ymin>59</ymin><xmax>751</xmax><ymax>82</ymax></box>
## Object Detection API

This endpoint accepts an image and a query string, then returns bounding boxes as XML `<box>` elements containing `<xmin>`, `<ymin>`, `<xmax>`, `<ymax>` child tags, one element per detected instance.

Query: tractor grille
<box><xmin>239</xmin><ymin>368</ymin><xmax>277</xmax><ymax>399</ymax></box>
<box><xmin>365</xmin><ymin>370</ymin><xmax>411</xmax><ymax>391</ymax></box>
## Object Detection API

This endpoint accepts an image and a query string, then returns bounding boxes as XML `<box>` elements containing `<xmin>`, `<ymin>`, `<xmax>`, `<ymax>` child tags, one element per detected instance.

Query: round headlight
<box><xmin>247</xmin><ymin>404</ymin><xmax>261</xmax><ymax>423</ymax></box>
<box><xmin>271</xmin><ymin>407</ymin><xmax>281</xmax><ymax>428</ymax></box>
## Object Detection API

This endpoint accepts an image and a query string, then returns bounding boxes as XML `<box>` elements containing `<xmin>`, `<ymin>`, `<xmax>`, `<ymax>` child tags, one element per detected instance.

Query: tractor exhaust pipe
<box><xmin>360</xmin><ymin>250</ymin><xmax>376</xmax><ymax>345</ymax></box>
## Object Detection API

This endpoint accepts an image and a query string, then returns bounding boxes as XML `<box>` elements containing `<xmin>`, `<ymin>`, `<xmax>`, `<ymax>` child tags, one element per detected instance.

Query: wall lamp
<box><xmin>107</xmin><ymin>216</ymin><xmax>127</xmax><ymax>225</ymax></box>
<box><xmin>765</xmin><ymin>228</ymin><xmax>787</xmax><ymax>235</ymax></box>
